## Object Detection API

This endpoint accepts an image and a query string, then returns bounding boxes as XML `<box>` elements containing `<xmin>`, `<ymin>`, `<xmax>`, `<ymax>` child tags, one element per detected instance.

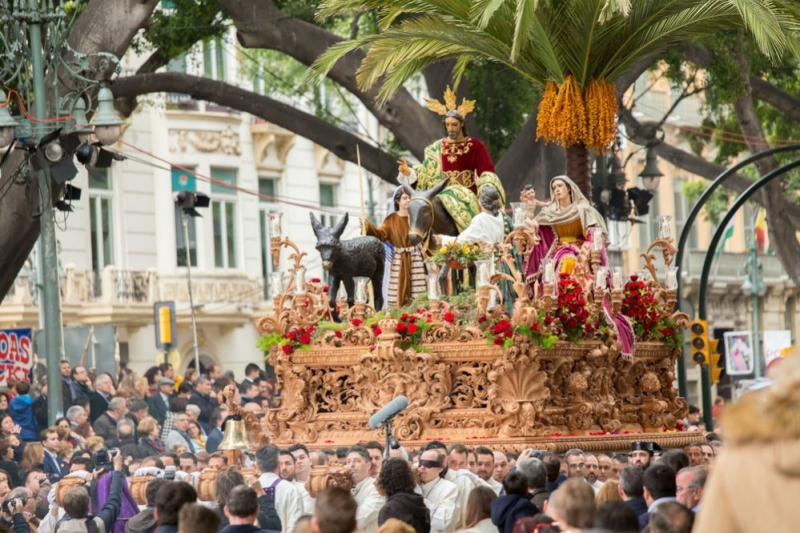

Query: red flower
<box><xmin>544</xmin><ymin>316</ymin><xmax>553</xmax><ymax>326</ymax></box>
<box><xmin>408</xmin><ymin>315</ymin><xmax>418</xmax><ymax>323</ymax></box>
<box><xmin>396</xmin><ymin>322</ymin><xmax>406</xmax><ymax>333</ymax></box>
<box><xmin>352</xmin><ymin>319</ymin><xmax>362</xmax><ymax>326</ymax></box>
<box><xmin>281</xmin><ymin>345</ymin><xmax>292</xmax><ymax>354</ymax></box>
<box><xmin>406</xmin><ymin>323</ymin><xmax>418</xmax><ymax>334</ymax></box>
<box><xmin>287</xmin><ymin>331</ymin><xmax>297</xmax><ymax>341</ymax></box>
<box><xmin>443</xmin><ymin>312</ymin><xmax>455</xmax><ymax>323</ymax></box>
<box><xmin>299</xmin><ymin>333</ymin><xmax>311</xmax><ymax>344</ymax></box>
<box><xmin>311</xmin><ymin>277</ymin><xmax>321</xmax><ymax>283</ymax></box>
<box><xmin>478</xmin><ymin>316</ymin><xmax>486</xmax><ymax>324</ymax></box>
<box><xmin>373</xmin><ymin>327</ymin><xmax>382</xmax><ymax>335</ymax></box>
<box><xmin>334</xmin><ymin>330</ymin><xmax>342</xmax><ymax>338</ymax></box>
<box><xmin>493</xmin><ymin>336</ymin><xmax>504</xmax><ymax>345</ymax></box>
<box><xmin>401</xmin><ymin>313</ymin><xmax>409</xmax><ymax>320</ymax></box>
<box><xmin>323</xmin><ymin>285</ymin><xmax>329</xmax><ymax>292</ymax></box>
<box><xmin>369</xmin><ymin>345</ymin><xmax>376</xmax><ymax>351</ymax></box>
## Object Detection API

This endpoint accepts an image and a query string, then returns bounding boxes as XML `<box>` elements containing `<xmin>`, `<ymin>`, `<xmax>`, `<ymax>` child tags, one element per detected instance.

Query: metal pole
<box><xmin>696</xmin><ymin>158</ymin><xmax>800</xmax><ymax>429</ymax></box>
<box><xmin>674</xmin><ymin>144</ymin><xmax>800</xmax><ymax>399</ymax></box>
<box><xmin>29</xmin><ymin>0</ymin><xmax>65</xmax><ymax>423</ymax></box>
<box><xmin>182</xmin><ymin>213</ymin><xmax>201</xmax><ymax>372</ymax></box>
<box><xmin>748</xmin><ymin>217</ymin><xmax>762</xmax><ymax>378</ymax></box>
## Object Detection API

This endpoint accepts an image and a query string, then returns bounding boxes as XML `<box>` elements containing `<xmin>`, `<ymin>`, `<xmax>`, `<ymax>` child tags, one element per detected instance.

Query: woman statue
<box><xmin>526</xmin><ymin>175</ymin><xmax>633</xmax><ymax>359</ymax></box>
<box><xmin>362</xmin><ymin>188</ymin><xmax>426</xmax><ymax>308</ymax></box>
<box><xmin>525</xmin><ymin>175</ymin><xmax>608</xmax><ymax>283</ymax></box>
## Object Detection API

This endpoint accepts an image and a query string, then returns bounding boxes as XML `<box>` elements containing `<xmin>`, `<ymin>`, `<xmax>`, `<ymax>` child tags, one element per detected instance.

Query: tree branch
<box><xmin>214</xmin><ymin>0</ymin><xmax>442</xmax><ymax>160</ymax></box>
<box><xmin>111</xmin><ymin>72</ymin><xmax>398</xmax><ymax>182</ymax></box>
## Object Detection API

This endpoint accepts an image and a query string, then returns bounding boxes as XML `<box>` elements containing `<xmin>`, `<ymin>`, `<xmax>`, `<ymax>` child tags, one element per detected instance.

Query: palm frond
<box><xmin>726</xmin><ymin>0</ymin><xmax>795</xmax><ymax>59</ymax></box>
<box><xmin>510</xmin><ymin>0</ymin><xmax>539</xmax><ymax>60</ymax></box>
<box><xmin>470</xmin><ymin>0</ymin><xmax>511</xmax><ymax>28</ymax></box>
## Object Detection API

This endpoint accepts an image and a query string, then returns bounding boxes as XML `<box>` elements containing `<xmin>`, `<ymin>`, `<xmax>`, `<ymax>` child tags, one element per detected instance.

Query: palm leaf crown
<box><xmin>313</xmin><ymin>0</ymin><xmax>800</xmax><ymax>106</ymax></box>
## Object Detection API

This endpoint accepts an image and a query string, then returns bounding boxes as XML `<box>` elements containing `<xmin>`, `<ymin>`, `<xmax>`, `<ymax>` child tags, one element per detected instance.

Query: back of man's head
<box><xmin>619</xmin><ymin>466</ymin><xmax>644</xmax><ymax>498</ymax></box>
<box><xmin>593</xmin><ymin>501</ymin><xmax>639</xmax><ymax>532</ymax></box>
<box><xmin>155</xmin><ymin>481</ymin><xmax>198</xmax><ymax>525</ymax></box>
<box><xmin>502</xmin><ymin>471</ymin><xmax>528</xmax><ymax>496</ymax></box>
<box><xmin>549</xmin><ymin>477</ymin><xmax>596</xmax><ymax>530</ymax></box>
<box><xmin>314</xmin><ymin>487</ymin><xmax>357</xmax><ymax>533</ymax></box>
<box><xmin>146</xmin><ymin>478</ymin><xmax>170</xmax><ymax>508</ymax></box>
<box><xmin>540</xmin><ymin>452</ymin><xmax>561</xmax><ymax>483</ymax></box>
<box><xmin>178</xmin><ymin>503</ymin><xmax>221</xmax><ymax>533</ymax></box>
<box><xmin>256</xmin><ymin>444</ymin><xmax>280</xmax><ymax>473</ymax></box>
<box><xmin>516</xmin><ymin>458</ymin><xmax>547</xmax><ymax>490</ymax></box>
<box><xmin>648</xmin><ymin>501</ymin><xmax>694</xmax><ymax>533</ymax></box>
<box><xmin>226</xmin><ymin>485</ymin><xmax>260</xmax><ymax>518</ymax></box>
<box><xmin>643</xmin><ymin>463</ymin><xmax>677</xmax><ymax>502</ymax></box>
<box><xmin>62</xmin><ymin>487</ymin><xmax>91</xmax><ymax>519</ymax></box>
<box><xmin>659</xmin><ymin>449</ymin><xmax>690</xmax><ymax>474</ymax></box>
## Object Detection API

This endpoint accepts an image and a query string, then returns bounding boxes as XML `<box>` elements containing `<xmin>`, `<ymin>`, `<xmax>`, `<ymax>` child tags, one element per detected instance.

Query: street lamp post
<box><xmin>0</xmin><ymin>2</ymin><xmax>122</xmax><ymax>422</ymax></box>
<box><xmin>742</xmin><ymin>214</ymin><xmax>766</xmax><ymax>378</ymax></box>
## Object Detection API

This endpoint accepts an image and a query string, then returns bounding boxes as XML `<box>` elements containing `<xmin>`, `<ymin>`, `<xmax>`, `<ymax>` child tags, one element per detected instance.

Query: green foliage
<box><xmin>682</xmin><ymin>181</ymin><xmax>734</xmax><ymax>226</ymax></box>
<box><xmin>133</xmin><ymin>0</ymin><xmax>227</xmax><ymax>60</ymax></box>
<box><xmin>465</xmin><ymin>60</ymin><xmax>540</xmax><ymax>160</ymax></box>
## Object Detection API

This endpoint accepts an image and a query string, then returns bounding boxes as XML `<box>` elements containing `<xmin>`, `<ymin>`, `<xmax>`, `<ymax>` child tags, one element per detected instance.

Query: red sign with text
<box><xmin>0</xmin><ymin>328</ymin><xmax>32</xmax><ymax>383</ymax></box>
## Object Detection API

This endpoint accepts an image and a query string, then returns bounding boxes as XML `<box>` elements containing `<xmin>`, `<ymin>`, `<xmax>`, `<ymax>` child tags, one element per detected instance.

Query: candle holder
<box><xmin>511</xmin><ymin>202</ymin><xmax>526</xmax><ymax>227</ymax></box>
<box><xmin>590</xmin><ymin>227</ymin><xmax>604</xmax><ymax>252</ymax></box>
<box><xmin>612</xmin><ymin>267</ymin><xmax>624</xmax><ymax>292</ymax></box>
<box><xmin>665</xmin><ymin>266</ymin><xmax>679</xmax><ymax>290</ymax></box>
<box><xmin>658</xmin><ymin>215</ymin><xmax>673</xmax><ymax>240</ymax></box>
<box><xmin>354</xmin><ymin>277</ymin><xmax>370</xmax><ymax>304</ymax></box>
<box><xmin>270</xmin><ymin>271</ymin><xmax>284</xmax><ymax>302</ymax></box>
<box><xmin>293</xmin><ymin>268</ymin><xmax>306</xmax><ymax>295</ymax></box>
<box><xmin>475</xmin><ymin>260</ymin><xmax>491</xmax><ymax>288</ymax></box>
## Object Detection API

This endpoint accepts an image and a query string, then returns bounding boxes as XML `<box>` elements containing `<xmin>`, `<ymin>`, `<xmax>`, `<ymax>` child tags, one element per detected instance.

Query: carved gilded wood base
<box><xmin>263</xmin><ymin>335</ymin><xmax>689</xmax><ymax>451</ymax></box>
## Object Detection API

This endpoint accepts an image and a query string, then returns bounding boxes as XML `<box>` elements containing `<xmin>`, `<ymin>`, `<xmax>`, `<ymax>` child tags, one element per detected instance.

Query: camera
<box><xmin>1</xmin><ymin>498</ymin><xmax>17</xmax><ymax>514</ymax></box>
<box><xmin>163</xmin><ymin>465</ymin><xmax>176</xmax><ymax>480</ymax></box>
<box><xmin>92</xmin><ymin>447</ymin><xmax>115</xmax><ymax>474</ymax></box>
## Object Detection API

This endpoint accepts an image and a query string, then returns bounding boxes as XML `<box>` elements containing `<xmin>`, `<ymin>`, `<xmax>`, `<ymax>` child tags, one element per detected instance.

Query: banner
<box><xmin>764</xmin><ymin>330</ymin><xmax>792</xmax><ymax>370</ymax></box>
<box><xmin>0</xmin><ymin>328</ymin><xmax>33</xmax><ymax>383</ymax></box>
<box><xmin>723</xmin><ymin>331</ymin><xmax>754</xmax><ymax>376</ymax></box>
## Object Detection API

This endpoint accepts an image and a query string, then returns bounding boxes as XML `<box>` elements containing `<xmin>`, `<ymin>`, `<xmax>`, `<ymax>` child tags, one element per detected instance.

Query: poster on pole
<box><xmin>763</xmin><ymin>330</ymin><xmax>792</xmax><ymax>370</ymax></box>
<box><xmin>0</xmin><ymin>328</ymin><xmax>33</xmax><ymax>383</ymax></box>
<box><xmin>723</xmin><ymin>331</ymin><xmax>754</xmax><ymax>375</ymax></box>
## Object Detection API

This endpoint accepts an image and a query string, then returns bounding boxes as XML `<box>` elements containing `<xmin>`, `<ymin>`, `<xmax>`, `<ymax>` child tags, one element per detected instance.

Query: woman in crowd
<box><xmin>0</xmin><ymin>414</ymin><xmax>24</xmax><ymax>461</ymax></box>
<box><xmin>377</xmin><ymin>457</ymin><xmax>430</xmax><ymax>533</ymax></box>
<box><xmin>462</xmin><ymin>486</ymin><xmax>499</xmax><ymax>533</ymax></box>
<box><xmin>85</xmin><ymin>436</ymin><xmax>105</xmax><ymax>454</ymax></box>
<box><xmin>144</xmin><ymin>366</ymin><xmax>162</xmax><ymax>396</ymax></box>
<box><xmin>0</xmin><ymin>393</ymin><xmax>9</xmax><ymax>416</ymax></box>
<box><xmin>137</xmin><ymin>417</ymin><xmax>165</xmax><ymax>457</ymax></box>
<box><xmin>186</xmin><ymin>420</ymin><xmax>206</xmax><ymax>453</ymax></box>
<box><xmin>547</xmin><ymin>478</ymin><xmax>596</xmax><ymax>533</ymax></box>
<box><xmin>183</xmin><ymin>368</ymin><xmax>199</xmax><ymax>387</ymax></box>
<box><xmin>74</xmin><ymin>421</ymin><xmax>95</xmax><ymax>443</ymax></box>
<box><xmin>18</xmin><ymin>443</ymin><xmax>43</xmax><ymax>482</ymax></box>
<box><xmin>595</xmin><ymin>480</ymin><xmax>622</xmax><ymax>507</ymax></box>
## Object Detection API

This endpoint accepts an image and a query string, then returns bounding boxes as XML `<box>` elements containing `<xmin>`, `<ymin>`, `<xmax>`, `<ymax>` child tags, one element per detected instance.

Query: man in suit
<box><xmin>619</xmin><ymin>466</ymin><xmax>648</xmax><ymax>518</ymax></box>
<box><xmin>93</xmin><ymin>396</ymin><xmax>127</xmax><ymax>447</ymax></box>
<box><xmin>70</xmin><ymin>365</ymin><xmax>93</xmax><ymax>401</ymax></box>
<box><xmin>239</xmin><ymin>363</ymin><xmax>262</xmax><ymax>395</ymax></box>
<box><xmin>89</xmin><ymin>373</ymin><xmax>115</xmax><ymax>424</ymax></box>
<box><xmin>187</xmin><ymin>376</ymin><xmax>217</xmax><ymax>432</ymax></box>
<box><xmin>147</xmin><ymin>377</ymin><xmax>174</xmax><ymax>426</ymax></box>
<box><xmin>41</xmin><ymin>428</ymin><xmax>68</xmax><ymax>482</ymax></box>
<box><xmin>205</xmin><ymin>408</ymin><xmax>225</xmax><ymax>453</ymax></box>
<box><xmin>639</xmin><ymin>463</ymin><xmax>677</xmax><ymax>530</ymax></box>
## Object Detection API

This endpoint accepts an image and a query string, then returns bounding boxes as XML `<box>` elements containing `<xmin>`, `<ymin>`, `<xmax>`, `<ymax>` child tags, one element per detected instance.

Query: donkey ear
<box><xmin>426</xmin><ymin>176</ymin><xmax>451</xmax><ymax>198</ymax></box>
<box><xmin>402</xmin><ymin>183</ymin><xmax>415</xmax><ymax>198</ymax></box>
<box><xmin>332</xmin><ymin>212</ymin><xmax>348</xmax><ymax>239</ymax></box>
<box><xmin>310</xmin><ymin>212</ymin><xmax>324</xmax><ymax>237</ymax></box>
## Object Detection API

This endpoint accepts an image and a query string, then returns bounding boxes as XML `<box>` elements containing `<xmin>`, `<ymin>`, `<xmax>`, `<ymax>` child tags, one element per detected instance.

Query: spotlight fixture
<box><xmin>55</xmin><ymin>184</ymin><xmax>82</xmax><ymax>212</ymax></box>
<box><xmin>176</xmin><ymin>191</ymin><xmax>210</xmax><ymax>218</ymax></box>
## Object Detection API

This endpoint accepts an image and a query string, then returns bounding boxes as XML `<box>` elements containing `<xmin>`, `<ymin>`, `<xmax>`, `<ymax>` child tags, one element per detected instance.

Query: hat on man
<box><xmin>631</xmin><ymin>441</ymin><xmax>663</xmax><ymax>456</ymax></box>
<box><xmin>158</xmin><ymin>377</ymin><xmax>175</xmax><ymax>387</ymax></box>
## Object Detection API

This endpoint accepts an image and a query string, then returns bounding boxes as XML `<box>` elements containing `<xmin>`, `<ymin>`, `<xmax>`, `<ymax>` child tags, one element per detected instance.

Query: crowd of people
<box><xmin>0</xmin><ymin>357</ymin><xmax>727</xmax><ymax>533</ymax></box>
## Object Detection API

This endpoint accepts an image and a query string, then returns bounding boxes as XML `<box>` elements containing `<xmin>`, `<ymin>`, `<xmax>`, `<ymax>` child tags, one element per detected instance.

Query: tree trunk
<box><xmin>566</xmin><ymin>144</ymin><xmax>591</xmax><ymax>201</ymax></box>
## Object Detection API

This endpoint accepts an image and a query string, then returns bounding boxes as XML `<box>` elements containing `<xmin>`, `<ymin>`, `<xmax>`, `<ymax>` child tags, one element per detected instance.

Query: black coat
<box><xmin>624</xmin><ymin>496</ymin><xmax>648</xmax><ymax>518</ymax></box>
<box><xmin>187</xmin><ymin>391</ymin><xmax>217</xmax><ymax>431</ymax></box>
<box><xmin>491</xmin><ymin>494</ymin><xmax>540</xmax><ymax>533</ymax></box>
<box><xmin>89</xmin><ymin>392</ymin><xmax>110</xmax><ymax>424</ymax></box>
<box><xmin>379</xmin><ymin>492</ymin><xmax>431</xmax><ymax>533</ymax></box>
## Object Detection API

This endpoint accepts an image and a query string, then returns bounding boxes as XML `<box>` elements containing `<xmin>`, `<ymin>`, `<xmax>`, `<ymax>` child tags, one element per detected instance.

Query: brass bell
<box><xmin>218</xmin><ymin>419</ymin><xmax>257</xmax><ymax>451</ymax></box>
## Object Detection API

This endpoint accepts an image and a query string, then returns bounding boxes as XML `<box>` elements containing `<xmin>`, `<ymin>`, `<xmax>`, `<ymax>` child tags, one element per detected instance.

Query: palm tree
<box><xmin>313</xmin><ymin>0</ymin><xmax>800</xmax><ymax>199</ymax></box>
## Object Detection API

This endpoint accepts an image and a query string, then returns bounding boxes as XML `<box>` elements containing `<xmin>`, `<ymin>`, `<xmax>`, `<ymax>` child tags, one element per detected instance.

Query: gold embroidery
<box><xmin>443</xmin><ymin>170</ymin><xmax>475</xmax><ymax>188</ymax></box>
<box><xmin>442</xmin><ymin>138</ymin><xmax>472</xmax><ymax>163</ymax></box>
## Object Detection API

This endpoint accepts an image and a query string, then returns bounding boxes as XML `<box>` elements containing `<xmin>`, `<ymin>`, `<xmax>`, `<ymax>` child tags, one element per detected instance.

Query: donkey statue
<box><xmin>310</xmin><ymin>212</ymin><xmax>384</xmax><ymax>321</ymax></box>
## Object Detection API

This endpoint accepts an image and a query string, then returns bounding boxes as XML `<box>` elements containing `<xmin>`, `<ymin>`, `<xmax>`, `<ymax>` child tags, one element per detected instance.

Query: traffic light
<box><xmin>154</xmin><ymin>301</ymin><xmax>177</xmax><ymax>350</ymax></box>
<box><xmin>690</xmin><ymin>319</ymin><xmax>709</xmax><ymax>365</ymax></box>
<box><xmin>709</xmin><ymin>339</ymin><xmax>722</xmax><ymax>384</ymax></box>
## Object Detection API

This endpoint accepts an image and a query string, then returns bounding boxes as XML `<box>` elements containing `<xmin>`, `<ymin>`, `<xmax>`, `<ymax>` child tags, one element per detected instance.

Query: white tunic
<box><xmin>445</xmin><ymin>469</ymin><xmax>486</xmax><ymax>529</ymax></box>
<box><xmin>293</xmin><ymin>479</ymin><xmax>316</xmax><ymax>514</ymax></box>
<box><xmin>353</xmin><ymin>477</ymin><xmax>385</xmax><ymax>533</ymax></box>
<box><xmin>258</xmin><ymin>472</ymin><xmax>305</xmax><ymax>533</ymax></box>
<box><xmin>422</xmin><ymin>477</ymin><xmax>460</xmax><ymax>533</ymax></box>
<box><xmin>442</xmin><ymin>212</ymin><xmax>505</xmax><ymax>246</ymax></box>
<box><xmin>486</xmin><ymin>477</ymin><xmax>503</xmax><ymax>496</ymax></box>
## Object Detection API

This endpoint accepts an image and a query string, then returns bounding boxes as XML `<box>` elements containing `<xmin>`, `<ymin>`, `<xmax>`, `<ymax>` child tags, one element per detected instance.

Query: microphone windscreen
<box><xmin>368</xmin><ymin>396</ymin><xmax>409</xmax><ymax>429</ymax></box>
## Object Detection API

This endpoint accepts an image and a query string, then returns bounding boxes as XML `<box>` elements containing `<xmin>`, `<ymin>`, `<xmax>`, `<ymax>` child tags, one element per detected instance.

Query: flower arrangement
<box><xmin>431</xmin><ymin>240</ymin><xmax>491</xmax><ymax>269</ymax></box>
<box><xmin>478</xmin><ymin>312</ymin><xmax>558</xmax><ymax>349</ymax></box>
<box><xmin>620</xmin><ymin>274</ymin><xmax>660</xmax><ymax>339</ymax></box>
<box><xmin>651</xmin><ymin>316</ymin><xmax>683</xmax><ymax>349</ymax></box>
<box><xmin>256</xmin><ymin>325</ymin><xmax>316</xmax><ymax>356</ymax></box>
<box><xmin>555</xmin><ymin>273</ymin><xmax>589</xmax><ymax>342</ymax></box>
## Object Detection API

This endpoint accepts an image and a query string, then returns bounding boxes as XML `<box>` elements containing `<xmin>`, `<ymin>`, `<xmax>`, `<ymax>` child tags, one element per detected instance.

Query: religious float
<box><xmin>249</xmin><ymin>208</ymin><xmax>701</xmax><ymax>454</ymax></box>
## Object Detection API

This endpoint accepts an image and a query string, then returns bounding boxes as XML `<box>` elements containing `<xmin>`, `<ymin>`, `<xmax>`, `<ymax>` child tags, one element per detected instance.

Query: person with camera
<box><xmin>0</xmin><ymin>488</ymin><xmax>33</xmax><ymax>533</ymax></box>
<box><xmin>50</xmin><ymin>448</ymin><xmax>125</xmax><ymax>533</ymax></box>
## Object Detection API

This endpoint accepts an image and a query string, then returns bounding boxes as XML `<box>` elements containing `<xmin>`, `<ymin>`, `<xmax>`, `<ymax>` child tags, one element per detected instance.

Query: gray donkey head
<box><xmin>310</xmin><ymin>212</ymin><xmax>348</xmax><ymax>271</ymax></box>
